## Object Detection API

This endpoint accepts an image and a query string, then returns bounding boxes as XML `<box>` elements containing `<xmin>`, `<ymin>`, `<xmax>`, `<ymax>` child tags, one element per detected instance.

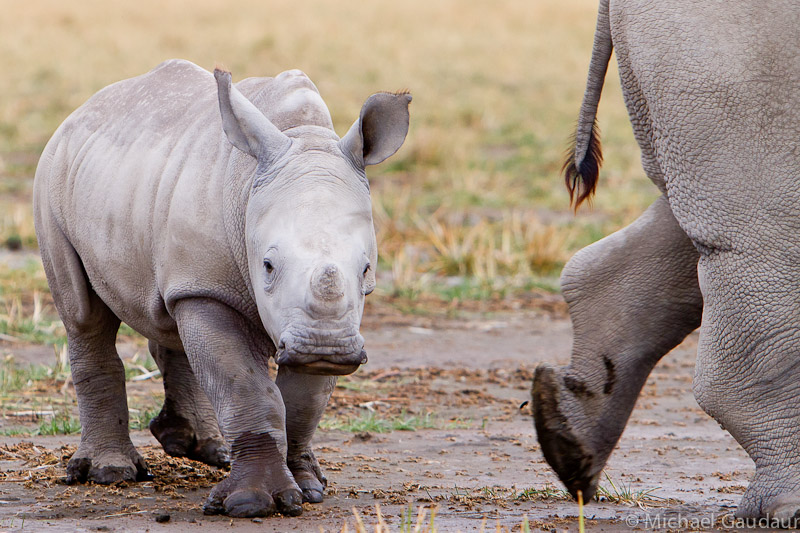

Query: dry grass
<box><xmin>0</xmin><ymin>202</ymin><xmax>36</xmax><ymax>250</ymax></box>
<box><xmin>0</xmin><ymin>0</ymin><xmax>658</xmax><ymax>298</ymax></box>
<box><xmin>344</xmin><ymin>503</ymin><xmax>536</xmax><ymax>533</ymax></box>
<box><xmin>0</xmin><ymin>261</ymin><xmax>62</xmax><ymax>344</ymax></box>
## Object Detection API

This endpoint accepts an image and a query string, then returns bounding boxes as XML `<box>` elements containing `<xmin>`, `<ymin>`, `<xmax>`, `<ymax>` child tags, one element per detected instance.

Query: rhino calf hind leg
<box><xmin>35</xmin><ymin>227</ymin><xmax>152</xmax><ymax>485</ymax></box>
<box><xmin>148</xmin><ymin>341</ymin><xmax>230</xmax><ymax>468</ymax></box>
<box><xmin>67</xmin><ymin>320</ymin><xmax>153</xmax><ymax>484</ymax></box>
<box><xmin>533</xmin><ymin>196</ymin><xmax>702</xmax><ymax>500</ymax></box>
<box><xmin>276</xmin><ymin>367</ymin><xmax>337</xmax><ymax>503</ymax></box>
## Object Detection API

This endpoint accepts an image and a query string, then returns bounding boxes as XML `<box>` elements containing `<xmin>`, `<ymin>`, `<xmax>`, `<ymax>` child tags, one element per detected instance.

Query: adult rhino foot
<box><xmin>765</xmin><ymin>494</ymin><xmax>800</xmax><ymax>528</ymax></box>
<box><xmin>736</xmin><ymin>472</ymin><xmax>800</xmax><ymax>528</ymax></box>
<box><xmin>66</xmin><ymin>446</ymin><xmax>152</xmax><ymax>485</ymax></box>
<box><xmin>203</xmin><ymin>473</ymin><xmax>303</xmax><ymax>517</ymax></box>
<box><xmin>288</xmin><ymin>448</ymin><xmax>327</xmax><ymax>503</ymax></box>
<box><xmin>531</xmin><ymin>363</ymin><xmax>604</xmax><ymax>501</ymax></box>
<box><xmin>149</xmin><ymin>409</ymin><xmax>230</xmax><ymax>469</ymax></box>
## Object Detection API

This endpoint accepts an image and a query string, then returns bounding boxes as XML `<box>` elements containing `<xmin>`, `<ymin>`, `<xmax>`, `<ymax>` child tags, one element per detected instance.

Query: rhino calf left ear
<box><xmin>339</xmin><ymin>92</ymin><xmax>412</xmax><ymax>167</ymax></box>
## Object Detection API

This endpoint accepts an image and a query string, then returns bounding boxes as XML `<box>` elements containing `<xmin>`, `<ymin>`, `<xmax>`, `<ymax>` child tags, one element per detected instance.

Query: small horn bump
<box><xmin>310</xmin><ymin>264</ymin><xmax>345</xmax><ymax>302</ymax></box>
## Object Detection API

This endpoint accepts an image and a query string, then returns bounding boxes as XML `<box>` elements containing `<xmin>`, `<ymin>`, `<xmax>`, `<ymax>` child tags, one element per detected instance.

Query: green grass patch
<box><xmin>427</xmin><ymin>277</ymin><xmax>560</xmax><ymax>301</ymax></box>
<box><xmin>129</xmin><ymin>406</ymin><xmax>160</xmax><ymax>431</ymax></box>
<box><xmin>514</xmin><ymin>485</ymin><xmax>571</xmax><ymax>501</ymax></box>
<box><xmin>0</xmin><ymin>357</ymin><xmax>69</xmax><ymax>393</ymax></box>
<box><xmin>123</xmin><ymin>350</ymin><xmax>159</xmax><ymax>381</ymax></box>
<box><xmin>35</xmin><ymin>411</ymin><xmax>81</xmax><ymax>436</ymax></box>
<box><xmin>1</xmin><ymin>350</ymin><xmax>160</xmax><ymax>396</ymax></box>
<box><xmin>1</xmin><ymin>404</ymin><xmax>164</xmax><ymax>436</ymax></box>
<box><xmin>443</xmin><ymin>417</ymin><xmax>473</xmax><ymax>430</ymax></box>
<box><xmin>335</xmin><ymin>376</ymin><xmax>383</xmax><ymax>393</ymax></box>
<box><xmin>320</xmin><ymin>410</ymin><xmax>437</xmax><ymax>433</ymax></box>
<box><xmin>0</xmin><ymin>261</ymin><xmax>66</xmax><ymax>345</ymax></box>
<box><xmin>595</xmin><ymin>472</ymin><xmax>666</xmax><ymax>505</ymax></box>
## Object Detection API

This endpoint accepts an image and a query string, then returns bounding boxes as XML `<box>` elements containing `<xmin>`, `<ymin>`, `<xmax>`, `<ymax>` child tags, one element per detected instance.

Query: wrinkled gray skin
<box><xmin>33</xmin><ymin>59</ymin><xmax>411</xmax><ymax>518</ymax></box>
<box><xmin>533</xmin><ymin>0</ymin><xmax>800</xmax><ymax>522</ymax></box>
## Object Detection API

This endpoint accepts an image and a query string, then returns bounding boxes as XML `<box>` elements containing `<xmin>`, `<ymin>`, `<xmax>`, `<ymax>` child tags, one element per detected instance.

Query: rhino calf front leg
<box><xmin>147</xmin><ymin>341</ymin><xmax>230</xmax><ymax>469</ymax></box>
<box><xmin>532</xmin><ymin>196</ymin><xmax>702</xmax><ymax>500</ymax></box>
<box><xmin>276</xmin><ymin>367</ymin><xmax>337</xmax><ymax>503</ymax></box>
<box><xmin>174</xmin><ymin>299</ymin><xmax>302</xmax><ymax>518</ymax></box>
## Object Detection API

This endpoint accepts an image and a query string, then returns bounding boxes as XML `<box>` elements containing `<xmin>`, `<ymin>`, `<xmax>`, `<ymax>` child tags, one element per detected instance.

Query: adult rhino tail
<box><xmin>564</xmin><ymin>0</ymin><xmax>611</xmax><ymax>209</ymax></box>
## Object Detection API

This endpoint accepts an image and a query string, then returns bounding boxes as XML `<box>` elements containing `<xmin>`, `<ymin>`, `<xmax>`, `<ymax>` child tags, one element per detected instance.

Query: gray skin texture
<box><xmin>533</xmin><ymin>0</ymin><xmax>800</xmax><ymax>522</ymax></box>
<box><xmin>33</xmin><ymin>59</ymin><xmax>411</xmax><ymax>518</ymax></box>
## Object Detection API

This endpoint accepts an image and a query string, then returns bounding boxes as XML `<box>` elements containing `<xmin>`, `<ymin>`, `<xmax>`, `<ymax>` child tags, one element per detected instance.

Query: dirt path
<box><xmin>0</xmin><ymin>309</ymin><xmax>752</xmax><ymax>532</ymax></box>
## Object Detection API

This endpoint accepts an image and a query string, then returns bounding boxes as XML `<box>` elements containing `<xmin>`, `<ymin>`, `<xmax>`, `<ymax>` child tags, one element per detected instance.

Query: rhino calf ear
<box><xmin>214</xmin><ymin>68</ymin><xmax>291</xmax><ymax>161</ymax></box>
<box><xmin>340</xmin><ymin>92</ymin><xmax>412</xmax><ymax>167</ymax></box>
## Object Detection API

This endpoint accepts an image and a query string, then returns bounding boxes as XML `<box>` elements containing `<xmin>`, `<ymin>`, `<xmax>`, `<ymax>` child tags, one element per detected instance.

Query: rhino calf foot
<box><xmin>192</xmin><ymin>437</ymin><xmax>231</xmax><ymax>469</ymax></box>
<box><xmin>203</xmin><ymin>472</ymin><xmax>303</xmax><ymax>518</ymax></box>
<box><xmin>149</xmin><ymin>410</ymin><xmax>230</xmax><ymax>469</ymax></box>
<box><xmin>288</xmin><ymin>448</ymin><xmax>327</xmax><ymax>503</ymax></box>
<box><xmin>216</xmin><ymin>489</ymin><xmax>274</xmax><ymax>518</ymax></box>
<box><xmin>532</xmin><ymin>364</ymin><xmax>603</xmax><ymax>501</ymax></box>
<box><xmin>66</xmin><ymin>447</ymin><xmax>152</xmax><ymax>485</ymax></box>
<box><xmin>300</xmin><ymin>486</ymin><xmax>324</xmax><ymax>504</ymax></box>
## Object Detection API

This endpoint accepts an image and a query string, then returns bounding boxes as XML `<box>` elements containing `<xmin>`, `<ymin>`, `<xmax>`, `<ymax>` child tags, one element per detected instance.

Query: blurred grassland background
<box><xmin>0</xmin><ymin>0</ymin><xmax>657</xmax><ymax>342</ymax></box>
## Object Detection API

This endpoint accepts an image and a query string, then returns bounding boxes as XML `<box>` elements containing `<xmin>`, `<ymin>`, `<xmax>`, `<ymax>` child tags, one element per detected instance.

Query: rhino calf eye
<box><xmin>264</xmin><ymin>260</ymin><xmax>274</xmax><ymax>273</ymax></box>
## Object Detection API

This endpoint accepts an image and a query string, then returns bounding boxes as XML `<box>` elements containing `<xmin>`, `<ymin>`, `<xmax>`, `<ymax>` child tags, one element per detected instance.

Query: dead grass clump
<box><xmin>0</xmin><ymin>203</ymin><xmax>36</xmax><ymax>250</ymax></box>
<box><xmin>374</xmin><ymin>202</ymin><xmax>572</xmax><ymax>288</ymax></box>
<box><xmin>0</xmin><ymin>288</ymin><xmax>65</xmax><ymax>345</ymax></box>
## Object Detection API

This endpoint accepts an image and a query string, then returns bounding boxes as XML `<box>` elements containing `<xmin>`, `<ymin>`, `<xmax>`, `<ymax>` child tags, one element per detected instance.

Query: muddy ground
<box><xmin>0</xmin><ymin>302</ymin><xmax>755</xmax><ymax>532</ymax></box>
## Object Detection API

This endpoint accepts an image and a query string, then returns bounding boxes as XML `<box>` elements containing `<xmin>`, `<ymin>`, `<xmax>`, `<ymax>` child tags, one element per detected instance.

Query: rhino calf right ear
<box><xmin>214</xmin><ymin>68</ymin><xmax>291</xmax><ymax>163</ymax></box>
<box><xmin>339</xmin><ymin>92</ymin><xmax>412</xmax><ymax>167</ymax></box>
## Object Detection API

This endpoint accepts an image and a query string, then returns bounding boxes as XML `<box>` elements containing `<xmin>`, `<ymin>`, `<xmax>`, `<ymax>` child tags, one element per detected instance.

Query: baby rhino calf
<box><xmin>33</xmin><ymin>59</ymin><xmax>411</xmax><ymax>518</ymax></box>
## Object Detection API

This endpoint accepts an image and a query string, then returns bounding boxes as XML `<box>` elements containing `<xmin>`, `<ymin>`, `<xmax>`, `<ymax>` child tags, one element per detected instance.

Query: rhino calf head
<box><xmin>215</xmin><ymin>69</ymin><xmax>410</xmax><ymax>375</ymax></box>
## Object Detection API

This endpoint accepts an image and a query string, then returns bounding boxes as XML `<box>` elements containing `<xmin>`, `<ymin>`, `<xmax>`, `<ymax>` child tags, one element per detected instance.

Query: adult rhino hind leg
<box><xmin>276</xmin><ymin>367</ymin><xmax>337</xmax><ymax>503</ymax></box>
<box><xmin>693</xmin><ymin>250</ymin><xmax>800</xmax><ymax>524</ymax></box>
<box><xmin>148</xmin><ymin>341</ymin><xmax>230</xmax><ymax>469</ymax></box>
<box><xmin>532</xmin><ymin>196</ymin><xmax>702</xmax><ymax>500</ymax></box>
<box><xmin>37</xmin><ymin>230</ymin><xmax>151</xmax><ymax>484</ymax></box>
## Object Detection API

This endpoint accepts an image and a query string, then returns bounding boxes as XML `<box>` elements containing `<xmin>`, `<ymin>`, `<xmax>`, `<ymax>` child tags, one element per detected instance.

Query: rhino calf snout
<box><xmin>277</xmin><ymin>330</ymin><xmax>365</xmax><ymax>361</ymax></box>
<box><xmin>276</xmin><ymin>344</ymin><xmax>367</xmax><ymax>376</ymax></box>
<box><xmin>276</xmin><ymin>328</ymin><xmax>366</xmax><ymax>375</ymax></box>
<box><xmin>276</xmin><ymin>348</ymin><xmax>367</xmax><ymax>367</ymax></box>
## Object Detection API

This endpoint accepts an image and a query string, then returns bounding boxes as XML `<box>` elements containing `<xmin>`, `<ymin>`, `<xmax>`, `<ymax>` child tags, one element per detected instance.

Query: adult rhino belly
<box><xmin>613</xmin><ymin>1</ymin><xmax>800</xmax><ymax>249</ymax></box>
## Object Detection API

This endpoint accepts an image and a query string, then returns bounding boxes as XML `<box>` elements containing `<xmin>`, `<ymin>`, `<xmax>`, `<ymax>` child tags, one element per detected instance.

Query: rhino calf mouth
<box><xmin>276</xmin><ymin>350</ymin><xmax>368</xmax><ymax>376</ymax></box>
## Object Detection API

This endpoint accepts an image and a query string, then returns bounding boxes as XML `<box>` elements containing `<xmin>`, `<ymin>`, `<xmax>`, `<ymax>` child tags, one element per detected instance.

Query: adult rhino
<box><xmin>33</xmin><ymin>59</ymin><xmax>411</xmax><ymax>518</ymax></box>
<box><xmin>532</xmin><ymin>0</ymin><xmax>800</xmax><ymax>523</ymax></box>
